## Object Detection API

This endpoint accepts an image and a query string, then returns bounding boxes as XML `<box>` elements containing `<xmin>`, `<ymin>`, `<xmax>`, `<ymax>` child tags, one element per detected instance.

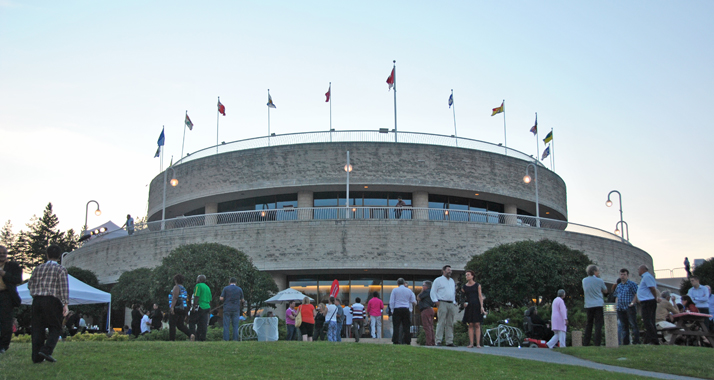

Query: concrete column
<box><xmin>571</xmin><ymin>331</ymin><xmax>583</xmax><ymax>347</ymax></box>
<box><xmin>205</xmin><ymin>202</ymin><xmax>218</xmax><ymax>225</ymax></box>
<box><xmin>504</xmin><ymin>204</ymin><xmax>518</xmax><ymax>225</ymax></box>
<box><xmin>604</xmin><ymin>304</ymin><xmax>618</xmax><ymax>348</ymax></box>
<box><xmin>297</xmin><ymin>191</ymin><xmax>313</xmax><ymax>220</ymax></box>
<box><xmin>271</xmin><ymin>273</ymin><xmax>288</xmax><ymax>320</ymax></box>
<box><xmin>413</xmin><ymin>191</ymin><xmax>429</xmax><ymax>220</ymax></box>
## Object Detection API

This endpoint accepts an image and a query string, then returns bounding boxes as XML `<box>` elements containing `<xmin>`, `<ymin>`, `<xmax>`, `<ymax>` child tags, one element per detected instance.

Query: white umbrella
<box><xmin>264</xmin><ymin>288</ymin><xmax>314</xmax><ymax>303</ymax></box>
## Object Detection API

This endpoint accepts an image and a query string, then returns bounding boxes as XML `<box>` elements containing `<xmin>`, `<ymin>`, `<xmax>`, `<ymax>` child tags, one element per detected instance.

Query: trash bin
<box><xmin>253</xmin><ymin>317</ymin><xmax>279</xmax><ymax>341</ymax></box>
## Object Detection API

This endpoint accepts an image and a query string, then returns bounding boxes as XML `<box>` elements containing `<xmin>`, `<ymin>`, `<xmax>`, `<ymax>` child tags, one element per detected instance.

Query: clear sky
<box><xmin>2</xmin><ymin>1</ymin><xmax>713</xmax><ymax>275</ymax></box>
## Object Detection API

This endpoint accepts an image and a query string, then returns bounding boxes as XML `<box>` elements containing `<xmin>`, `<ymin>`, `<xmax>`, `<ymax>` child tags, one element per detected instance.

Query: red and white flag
<box><xmin>330</xmin><ymin>279</ymin><xmax>340</xmax><ymax>297</ymax></box>
<box><xmin>217</xmin><ymin>99</ymin><xmax>226</xmax><ymax>116</ymax></box>
<box><xmin>386</xmin><ymin>67</ymin><xmax>395</xmax><ymax>91</ymax></box>
<box><xmin>325</xmin><ymin>84</ymin><xmax>331</xmax><ymax>102</ymax></box>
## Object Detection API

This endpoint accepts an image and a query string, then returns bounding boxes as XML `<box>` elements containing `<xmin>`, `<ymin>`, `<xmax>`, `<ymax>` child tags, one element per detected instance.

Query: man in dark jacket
<box><xmin>0</xmin><ymin>245</ymin><xmax>22</xmax><ymax>354</ymax></box>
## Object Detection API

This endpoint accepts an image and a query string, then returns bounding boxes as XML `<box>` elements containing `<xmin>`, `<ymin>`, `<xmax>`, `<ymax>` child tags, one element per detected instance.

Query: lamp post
<box><xmin>161</xmin><ymin>166</ymin><xmax>179</xmax><ymax>230</ymax></box>
<box><xmin>523</xmin><ymin>161</ymin><xmax>540</xmax><ymax>227</ymax></box>
<box><xmin>615</xmin><ymin>220</ymin><xmax>630</xmax><ymax>242</ymax></box>
<box><xmin>344</xmin><ymin>151</ymin><xmax>352</xmax><ymax>216</ymax></box>
<box><xmin>606</xmin><ymin>190</ymin><xmax>628</xmax><ymax>241</ymax></box>
<box><xmin>84</xmin><ymin>200</ymin><xmax>101</xmax><ymax>232</ymax></box>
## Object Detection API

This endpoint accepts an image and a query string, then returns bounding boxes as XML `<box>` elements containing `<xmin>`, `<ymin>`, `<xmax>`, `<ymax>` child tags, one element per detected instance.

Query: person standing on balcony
<box><xmin>121</xmin><ymin>214</ymin><xmax>135</xmax><ymax>235</ymax></box>
<box><xmin>395</xmin><ymin>197</ymin><xmax>406</xmax><ymax>219</ymax></box>
<box><xmin>431</xmin><ymin>265</ymin><xmax>458</xmax><ymax>346</ymax></box>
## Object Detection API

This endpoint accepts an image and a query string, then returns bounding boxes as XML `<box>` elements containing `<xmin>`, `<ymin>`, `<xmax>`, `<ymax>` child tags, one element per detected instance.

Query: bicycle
<box><xmin>482</xmin><ymin>319</ymin><xmax>524</xmax><ymax>348</ymax></box>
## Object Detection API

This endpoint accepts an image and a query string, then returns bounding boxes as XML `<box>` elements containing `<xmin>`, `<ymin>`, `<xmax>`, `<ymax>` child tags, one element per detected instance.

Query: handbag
<box><xmin>322</xmin><ymin>307</ymin><xmax>339</xmax><ymax>334</ymax></box>
<box><xmin>295</xmin><ymin>306</ymin><xmax>303</xmax><ymax>327</ymax></box>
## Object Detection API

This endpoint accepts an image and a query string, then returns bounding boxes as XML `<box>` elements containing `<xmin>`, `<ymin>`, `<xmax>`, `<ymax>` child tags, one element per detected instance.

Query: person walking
<box><xmin>351</xmin><ymin>298</ymin><xmax>365</xmax><ymax>342</ymax></box>
<box><xmin>546</xmin><ymin>289</ymin><xmax>568</xmax><ymax>349</ymax></box>
<box><xmin>582</xmin><ymin>264</ymin><xmax>607</xmax><ymax>346</ymax></box>
<box><xmin>219</xmin><ymin>277</ymin><xmax>244</xmax><ymax>341</ymax></box>
<box><xmin>431</xmin><ymin>265</ymin><xmax>458</xmax><ymax>346</ymax></box>
<box><xmin>0</xmin><ymin>245</ymin><xmax>22</xmax><ymax>354</ymax></box>
<box><xmin>417</xmin><ymin>281</ymin><xmax>435</xmax><ymax>346</ymax></box>
<box><xmin>168</xmin><ymin>274</ymin><xmax>191</xmax><ymax>341</ymax></box>
<box><xmin>300</xmin><ymin>297</ymin><xmax>315</xmax><ymax>342</ymax></box>
<box><xmin>389</xmin><ymin>278</ymin><xmax>416</xmax><ymax>345</ymax></box>
<box><xmin>28</xmin><ymin>245</ymin><xmax>69</xmax><ymax>363</ymax></box>
<box><xmin>192</xmin><ymin>274</ymin><xmax>212</xmax><ymax>341</ymax></box>
<box><xmin>366</xmin><ymin>292</ymin><xmax>384</xmax><ymax>339</ymax></box>
<box><xmin>461</xmin><ymin>270</ymin><xmax>485</xmax><ymax>348</ymax></box>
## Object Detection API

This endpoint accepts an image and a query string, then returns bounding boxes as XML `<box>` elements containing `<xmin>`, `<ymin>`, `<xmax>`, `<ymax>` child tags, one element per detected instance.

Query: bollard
<box><xmin>571</xmin><ymin>330</ymin><xmax>583</xmax><ymax>347</ymax></box>
<box><xmin>604</xmin><ymin>303</ymin><xmax>618</xmax><ymax>348</ymax></box>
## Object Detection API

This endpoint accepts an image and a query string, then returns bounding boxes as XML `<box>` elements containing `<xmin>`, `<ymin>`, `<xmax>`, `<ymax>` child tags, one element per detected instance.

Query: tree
<box><xmin>0</xmin><ymin>220</ymin><xmax>16</xmax><ymax>249</ymax></box>
<box><xmin>13</xmin><ymin>203</ymin><xmax>78</xmax><ymax>270</ymax></box>
<box><xmin>151</xmin><ymin>243</ymin><xmax>276</xmax><ymax>313</ymax></box>
<box><xmin>242</xmin><ymin>270</ymin><xmax>278</xmax><ymax>317</ymax></box>
<box><xmin>465</xmin><ymin>239</ymin><xmax>591</xmax><ymax>309</ymax></box>
<box><xmin>111</xmin><ymin>268</ymin><xmax>155</xmax><ymax>309</ymax></box>
<box><xmin>680</xmin><ymin>257</ymin><xmax>714</xmax><ymax>295</ymax></box>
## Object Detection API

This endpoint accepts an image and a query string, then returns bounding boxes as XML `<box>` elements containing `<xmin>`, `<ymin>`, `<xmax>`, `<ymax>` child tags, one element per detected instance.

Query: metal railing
<box><xmin>175</xmin><ymin>130</ymin><xmax>544</xmax><ymax>167</ymax></box>
<box><xmin>133</xmin><ymin>207</ymin><xmax>626</xmax><ymax>243</ymax></box>
<box><xmin>654</xmin><ymin>267</ymin><xmax>688</xmax><ymax>278</ymax></box>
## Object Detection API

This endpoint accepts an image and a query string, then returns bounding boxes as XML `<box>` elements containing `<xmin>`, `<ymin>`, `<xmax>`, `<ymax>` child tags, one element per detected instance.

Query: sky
<box><xmin>1</xmin><ymin>1</ymin><xmax>713</xmax><ymax>276</ymax></box>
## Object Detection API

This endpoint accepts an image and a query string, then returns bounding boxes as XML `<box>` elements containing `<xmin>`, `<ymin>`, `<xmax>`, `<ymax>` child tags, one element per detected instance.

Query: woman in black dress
<box><xmin>462</xmin><ymin>270</ymin><xmax>485</xmax><ymax>348</ymax></box>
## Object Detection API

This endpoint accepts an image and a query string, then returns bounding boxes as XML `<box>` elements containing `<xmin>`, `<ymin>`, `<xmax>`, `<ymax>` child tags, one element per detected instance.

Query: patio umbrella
<box><xmin>264</xmin><ymin>288</ymin><xmax>314</xmax><ymax>303</ymax></box>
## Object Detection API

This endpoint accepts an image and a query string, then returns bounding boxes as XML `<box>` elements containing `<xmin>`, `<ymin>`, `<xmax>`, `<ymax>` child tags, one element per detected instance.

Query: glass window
<box><xmin>288</xmin><ymin>278</ymin><xmax>319</xmax><ymax>305</ymax></box>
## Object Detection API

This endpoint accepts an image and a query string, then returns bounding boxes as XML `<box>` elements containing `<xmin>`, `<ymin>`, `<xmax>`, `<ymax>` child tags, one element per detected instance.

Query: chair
<box><xmin>523</xmin><ymin>309</ymin><xmax>550</xmax><ymax>340</ymax></box>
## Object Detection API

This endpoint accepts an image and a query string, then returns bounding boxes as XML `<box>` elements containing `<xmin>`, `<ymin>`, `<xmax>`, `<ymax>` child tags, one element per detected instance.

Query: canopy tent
<box><xmin>18</xmin><ymin>274</ymin><xmax>112</xmax><ymax>331</ymax></box>
<box><xmin>264</xmin><ymin>288</ymin><xmax>314</xmax><ymax>303</ymax></box>
<box><xmin>82</xmin><ymin>221</ymin><xmax>128</xmax><ymax>246</ymax></box>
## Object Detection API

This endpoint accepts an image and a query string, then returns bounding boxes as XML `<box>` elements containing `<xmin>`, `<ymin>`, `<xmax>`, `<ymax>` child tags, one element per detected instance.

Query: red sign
<box><xmin>330</xmin><ymin>280</ymin><xmax>340</xmax><ymax>297</ymax></box>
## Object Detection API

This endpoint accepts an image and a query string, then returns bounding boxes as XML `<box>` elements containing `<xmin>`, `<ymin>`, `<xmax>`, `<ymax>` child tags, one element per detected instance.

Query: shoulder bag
<box><xmin>295</xmin><ymin>306</ymin><xmax>303</xmax><ymax>327</ymax></box>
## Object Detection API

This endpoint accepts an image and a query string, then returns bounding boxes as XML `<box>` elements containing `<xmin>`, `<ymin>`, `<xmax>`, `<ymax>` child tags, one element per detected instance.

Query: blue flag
<box><xmin>541</xmin><ymin>145</ymin><xmax>550</xmax><ymax>160</ymax></box>
<box><xmin>154</xmin><ymin>127</ymin><xmax>165</xmax><ymax>158</ymax></box>
<box><xmin>448</xmin><ymin>93</ymin><xmax>453</xmax><ymax>108</ymax></box>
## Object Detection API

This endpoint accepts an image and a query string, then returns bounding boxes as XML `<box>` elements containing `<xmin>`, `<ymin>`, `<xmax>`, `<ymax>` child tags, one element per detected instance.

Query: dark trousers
<box><xmin>314</xmin><ymin>323</ymin><xmax>326</xmax><ymax>341</ymax></box>
<box><xmin>352</xmin><ymin>319</ymin><xmax>364</xmax><ymax>342</ymax></box>
<box><xmin>0</xmin><ymin>291</ymin><xmax>14</xmax><ymax>350</ymax></box>
<box><xmin>169</xmin><ymin>309</ymin><xmax>190</xmax><ymax>341</ymax></box>
<box><xmin>31</xmin><ymin>296</ymin><xmax>63</xmax><ymax>363</ymax></box>
<box><xmin>617</xmin><ymin>306</ymin><xmax>640</xmax><ymax>345</ymax></box>
<box><xmin>583</xmin><ymin>307</ymin><xmax>603</xmax><ymax>346</ymax></box>
<box><xmin>193</xmin><ymin>308</ymin><xmax>209</xmax><ymax>341</ymax></box>
<box><xmin>391</xmin><ymin>308</ymin><xmax>411</xmax><ymax>345</ymax></box>
<box><xmin>641</xmin><ymin>300</ymin><xmax>659</xmax><ymax>345</ymax></box>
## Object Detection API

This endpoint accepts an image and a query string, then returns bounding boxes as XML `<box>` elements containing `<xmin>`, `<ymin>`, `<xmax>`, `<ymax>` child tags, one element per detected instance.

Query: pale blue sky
<box><xmin>1</xmin><ymin>1</ymin><xmax>713</xmax><ymax>273</ymax></box>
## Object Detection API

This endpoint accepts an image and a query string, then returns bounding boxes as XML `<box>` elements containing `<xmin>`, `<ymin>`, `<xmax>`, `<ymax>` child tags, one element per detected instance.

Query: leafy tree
<box><xmin>465</xmin><ymin>239</ymin><xmax>591</xmax><ymax>309</ymax></box>
<box><xmin>680</xmin><ymin>257</ymin><xmax>714</xmax><ymax>295</ymax></box>
<box><xmin>111</xmin><ymin>268</ymin><xmax>155</xmax><ymax>309</ymax></box>
<box><xmin>242</xmin><ymin>270</ymin><xmax>278</xmax><ymax>317</ymax></box>
<box><xmin>151</xmin><ymin>243</ymin><xmax>276</xmax><ymax>313</ymax></box>
<box><xmin>13</xmin><ymin>203</ymin><xmax>78</xmax><ymax>270</ymax></box>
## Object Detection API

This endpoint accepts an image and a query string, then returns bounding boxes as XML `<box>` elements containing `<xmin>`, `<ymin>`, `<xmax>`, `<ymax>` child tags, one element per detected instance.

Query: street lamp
<box><xmin>523</xmin><ymin>161</ymin><xmax>540</xmax><ymax>227</ymax></box>
<box><xmin>84</xmin><ymin>200</ymin><xmax>101</xmax><ymax>232</ymax></box>
<box><xmin>161</xmin><ymin>166</ymin><xmax>179</xmax><ymax>230</ymax></box>
<box><xmin>615</xmin><ymin>220</ymin><xmax>630</xmax><ymax>241</ymax></box>
<box><xmin>606</xmin><ymin>190</ymin><xmax>628</xmax><ymax>241</ymax></box>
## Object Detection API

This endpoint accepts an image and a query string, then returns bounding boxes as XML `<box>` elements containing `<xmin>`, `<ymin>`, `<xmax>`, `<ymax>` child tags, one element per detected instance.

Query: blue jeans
<box><xmin>286</xmin><ymin>324</ymin><xmax>298</xmax><ymax>341</ymax></box>
<box><xmin>617</xmin><ymin>307</ymin><xmax>640</xmax><ymax>345</ymax></box>
<box><xmin>336</xmin><ymin>320</ymin><xmax>343</xmax><ymax>342</ymax></box>
<box><xmin>327</xmin><ymin>321</ymin><xmax>339</xmax><ymax>341</ymax></box>
<box><xmin>223</xmin><ymin>311</ymin><xmax>241</xmax><ymax>341</ymax></box>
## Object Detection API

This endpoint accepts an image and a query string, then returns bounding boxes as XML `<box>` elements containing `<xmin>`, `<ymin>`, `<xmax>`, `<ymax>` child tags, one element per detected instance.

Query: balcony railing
<box><xmin>175</xmin><ymin>130</ymin><xmax>545</xmax><ymax>167</ymax></box>
<box><xmin>131</xmin><ymin>207</ymin><xmax>626</xmax><ymax>244</ymax></box>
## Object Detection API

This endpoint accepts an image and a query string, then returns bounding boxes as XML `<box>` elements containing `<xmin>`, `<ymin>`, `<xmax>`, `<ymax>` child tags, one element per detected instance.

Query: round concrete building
<box><xmin>65</xmin><ymin>130</ymin><xmax>653</xmax><ymax>338</ymax></box>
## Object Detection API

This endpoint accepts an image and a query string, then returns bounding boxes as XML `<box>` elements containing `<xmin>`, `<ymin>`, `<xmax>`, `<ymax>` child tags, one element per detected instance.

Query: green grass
<box><xmin>560</xmin><ymin>345</ymin><xmax>714</xmax><ymax>379</ymax></box>
<box><xmin>0</xmin><ymin>342</ymin><xmax>661</xmax><ymax>380</ymax></box>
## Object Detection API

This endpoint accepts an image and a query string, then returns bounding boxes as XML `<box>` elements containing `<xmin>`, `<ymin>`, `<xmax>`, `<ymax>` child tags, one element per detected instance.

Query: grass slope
<box><xmin>560</xmin><ymin>345</ymin><xmax>713</xmax><ymax>379</ymax></box>
<box><xmin>0</xmin><ymin>342</ymin><xmax>661</xmax><ymax>380</ymax></box>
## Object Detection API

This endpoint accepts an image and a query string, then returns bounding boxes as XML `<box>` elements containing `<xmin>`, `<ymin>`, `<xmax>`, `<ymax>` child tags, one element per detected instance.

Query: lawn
<box><xmin>560</xmin><ymin>345</ymin><xmax>713</xmax><ymax>379</ymax></box>
<box><xmin>0</xmin><ymin>341</ymin><xmax>659</xmax><ymax>380</ymax></box>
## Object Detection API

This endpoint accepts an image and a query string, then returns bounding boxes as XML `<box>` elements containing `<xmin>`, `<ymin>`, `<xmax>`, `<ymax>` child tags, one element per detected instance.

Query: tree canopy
<box><xmin>680</xmin><ymin>257</ymin><xmax>714</xmax><ymax>295</ymax></box>
<box><xmin>465</xmin><ymin>239</ymin><xmax>591</xmax><ymax>309</ymax></box>
<box><xmin>111</xmin><ymin>268</ymin><xmax>155</xmax><ymax>309</ymax></box>
<box><xmin>10</xmin><ymin>203</ymin><xmax>78</xmax><ymax>271</ymax></box>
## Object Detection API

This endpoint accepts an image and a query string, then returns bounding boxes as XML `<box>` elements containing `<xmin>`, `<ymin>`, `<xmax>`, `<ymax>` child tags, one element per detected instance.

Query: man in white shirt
<box><xmin>343</xmin><ymin>304</ymin><xmax>353</xmax><ymax>338</ymax></box>
<box><xmin>430</xmin><ymin>265</ymin><xmax>458</xmax><ymax>346</ymax></box>
<box><xmin>687</xmin><ymin>277</ymin><xmax>710</xmax><ymax>315</ymax></box>
<box><xmin>351</xmin><ymin>298</ymin><xmax>366</xmax><ymax>342</ymax></box>
<box><xmin>78</xmin><ymin>314</ymin><xmax>87</xmax><ymax>333</ymax></box>
<box><xmin>390</xmin><ymin>278</ymin><xmax>416</xmax><ymax>345</ymax></box>
<box><xmin>140</xmin><ymin>310</ymin><xmax>151</xmax><ymax>335</ymax></box>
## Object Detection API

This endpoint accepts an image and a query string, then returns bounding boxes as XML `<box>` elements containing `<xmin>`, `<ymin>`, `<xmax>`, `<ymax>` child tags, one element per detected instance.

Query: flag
<box><xmin>267</xmin><ymin>94</ymin><xmax>276</xmax><ymax>108</ymax></box>
<box><xmin>448</xmin><ymin>93</ymin><xmax>454</xmax><ymax>108</ymax></box>
<box><xmin>325</xmin><ymin>85</ymin><xmax>331</xmax><ymax>102</ymax></box>
<box><xmin>154</xmin><ymin>146</ymin><xmax>161</xmax><ymax>158</ymax></box>
<box><xmin>185</xmin><ymin>113</ymin><xmax>193</xmax><ymax>131</ymax></box>
<box><xmin>217</xmin><ymin>100</ymin><xmax>226</xmax><ymax>116</ymax></box>
<box><xmin>386</xmin><ymin>67</ymin><xmax>395</xmax><ymax>91</ymax></box>
<box><xmin>154</xmin><ymin>127</ymin><xmax>164</xmax><ymax>158</ymax></box>
<box><xmin>541</xmin><ymin>146</ymin><xmax>550</xmax><ymax>160</ymax></box>
<box><xmin>543</xmin><ymin>131</ymin><xmax>553</xmax><ymax>144</ymax></box>
<box><xmin>530</xmin><ymin>114</ymin><xmax>537</xmax><ymax>135</ymax></box>
<box><xmin>330</xmin><ymin>279</ymin><xmax>340</xmax><ymax>297</ymax></box>
<box><xmin>491</xmin><ymin>102</ymin><xmax>504</xmax><ymax>116</ymax></box>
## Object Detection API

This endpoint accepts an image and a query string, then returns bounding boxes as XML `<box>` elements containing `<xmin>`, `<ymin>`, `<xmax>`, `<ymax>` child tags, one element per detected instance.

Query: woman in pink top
<box><xmin>546</xmin><ymin>289</ymin><xmax>568</xmax><ymax>349</ymax></box>
<box><xmin>366</xmin><ymin>292</ymin><xmax>384</xmax><ymax>339</ymax></box>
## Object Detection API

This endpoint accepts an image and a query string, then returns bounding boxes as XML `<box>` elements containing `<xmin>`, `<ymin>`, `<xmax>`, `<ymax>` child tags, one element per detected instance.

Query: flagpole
<box><xmin>181</xmin><ymin>110</ymin><xmax>187</xmax><ymax>164</ymax></box>
<box><xmin>502</xmin><ymin>99</ymin><xmax>507</xmax><ymax>155</ymax></box>
<box><xmin>329</xmin><ymin>82</ymin><xmax>332</xmax><ymax>143</ymax></box>
<box><xmin>535</xmin><ymin>113</ymin><xmax>540</xmax><ymax>163</ymax></box>
<box><xmin>216</xmin><ymin>97</ymin><xmax>220</xmax><ymax>154</ymax></box>
<box><xmin>267</xmin><ymin>89</ymin><xmax>271</xmax><ymax>146</ymax></box>
<box><xmin>451</xmin><ymin>89</ymin><xmax>458</xmax><ymax>147</ymax></box>
<box><xmin>551</xmin><ymin>128</ymin><xmax>555</xmax><ymax>171</ymax></box>
<box><xmin>393</xmin><ymin>60</ymin><xmax>397</xmax><ymax>143</ymax></box>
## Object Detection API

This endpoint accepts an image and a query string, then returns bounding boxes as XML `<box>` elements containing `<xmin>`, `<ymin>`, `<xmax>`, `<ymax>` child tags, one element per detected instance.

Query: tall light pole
<box><xmin>161</xmin><ymin>166</ymin><xmax>179</xmax><ymax>230</ymax></box>
<box><xmin>606</xmin><ymin>190</ymin><xmax>628</xmax><ymax>241</ymax></box>
<box><xmin>523</xmin><ymin>161</ymin><xmax>540</xmax><ymax>227</ymax></box>
<box><xmin>615</xmin><ymin>221</ymin><xmax>630</xmax><ymax>241</ymax></box>
<box><xmin>344</xmin><ymin>151</ymin><xmax>352</xmax><ymax>214</ymax></box>
<box><xmin>84</xmin><ymin>200</ymin><xmax>101</xmax><ymax>232</ymax></box>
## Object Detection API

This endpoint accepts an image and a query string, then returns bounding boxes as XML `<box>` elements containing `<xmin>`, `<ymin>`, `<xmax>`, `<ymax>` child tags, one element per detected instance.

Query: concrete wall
<box><xmin>148</xmin><ymin>142</ymin><xmax>567</xmax><ymax>221</ymax></box>
<box><xmin>65</xmin><ymin>220</ymin><xmax>652</xmax><ymax>285</ymax></box>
